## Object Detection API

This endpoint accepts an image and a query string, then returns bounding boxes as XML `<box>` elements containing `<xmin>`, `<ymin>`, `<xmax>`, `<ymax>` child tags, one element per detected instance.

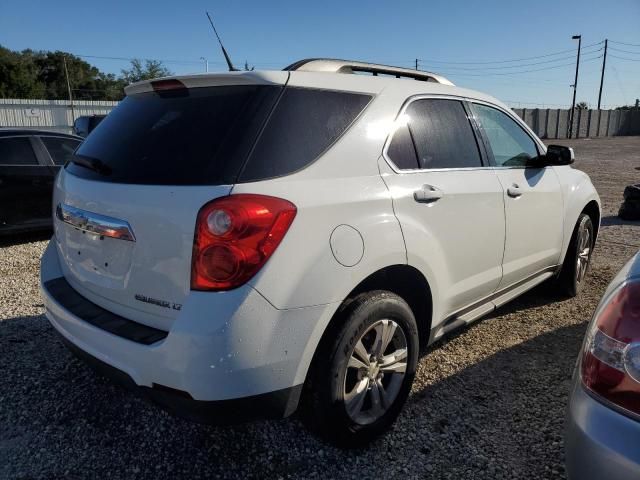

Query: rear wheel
<box><xmin>557</xmin><ymin>213</ymin><xmax>594</xmax><ymax>297</ymax></box>
<box><xmin>302</xmin><ymin>291</ymin><xmax>419</xmax><ymax>447</ymax></box>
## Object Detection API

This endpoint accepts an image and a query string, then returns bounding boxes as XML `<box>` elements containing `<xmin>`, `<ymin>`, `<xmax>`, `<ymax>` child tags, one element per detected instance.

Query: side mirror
<box><xmin>545</xmin><ymin>144</ymin><xmax>575</xmax><ymax>165</ymax></box>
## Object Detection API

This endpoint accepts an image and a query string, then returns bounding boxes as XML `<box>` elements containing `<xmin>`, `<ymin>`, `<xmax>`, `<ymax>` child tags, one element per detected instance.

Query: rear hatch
<box><xmin>53</xmin><ymin>72</ymin><xmax>288</xmax><ymax>330</ymax></box>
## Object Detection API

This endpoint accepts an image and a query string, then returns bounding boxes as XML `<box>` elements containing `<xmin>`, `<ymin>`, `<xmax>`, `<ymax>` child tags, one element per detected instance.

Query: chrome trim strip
<box><xmin>55</xmin><ymin>203</ymin><xmax>136</xmax><ymax>242</ymax></box>
<box><xmin>442</xmin><ymin>264</ymin><xmax>560</xmax><ymax>327</ymax></box>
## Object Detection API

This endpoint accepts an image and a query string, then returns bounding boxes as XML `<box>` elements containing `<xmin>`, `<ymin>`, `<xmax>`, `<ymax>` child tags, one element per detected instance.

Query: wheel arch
<box><xmin>313</xmin><ymin>264</ymin><xmax>433</xmax><ymax>359</ymax></box>
<box><xmin>582</xmin><ymin>199</ymin><xmax>601</xmax><ymax>244</ymax></box>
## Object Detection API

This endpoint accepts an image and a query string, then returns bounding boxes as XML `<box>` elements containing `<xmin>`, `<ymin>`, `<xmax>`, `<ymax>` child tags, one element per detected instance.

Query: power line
<box><xmin>423</xmin><ymin>55</ymin><xmax>603</xmax><ymax>77</ymax></box>
<box><xmin>416</xmin><ymin>41</ymin><xmax>603</xmax><ymax>65</ymax></box>
<box><xmin>610</xmin><ymin>40</ymin><xmax>640</xmax><ymax>47</ymax></box>
<box><xmin>75</xmin><ymin>53</ymin><xmax>224</xmax><ymax>66</ymax></box>
<box><xmin>609</xmin><ymin>55</ymin><xmax>640</xmax><ymax>62</ymax></box>
<box><xmin>609</xmin><ymin>46</ymin><xmax>640</xmax><ymax>55</ymax></box>
<box><xmin>418</xmin><ymin>50</ymin><xmax>602</xmax><ymax>71</ymax></box>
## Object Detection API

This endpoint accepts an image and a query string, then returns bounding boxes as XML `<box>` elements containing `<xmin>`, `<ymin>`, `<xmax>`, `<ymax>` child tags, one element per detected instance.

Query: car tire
<box><xmin>557</xmin><ymin>213</ymin><xmax>594</xmax><ymax>297</ymax></box>
<box><xmin>302</xmin><ymin>290</ymin><xmax>419</xmax><ymax>447</ymax></box>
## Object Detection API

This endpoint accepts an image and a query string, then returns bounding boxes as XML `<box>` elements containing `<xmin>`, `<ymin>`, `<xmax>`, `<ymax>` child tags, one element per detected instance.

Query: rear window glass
<box><xmin>67</xmin><ymin>85</ymin><xmax>282</xmax><ymax>185</ymax></box>
<box><xmin>239</xmin><ymin>88</ymin><xmax>372</xmax><ymax>182</ymax></box>
<box><xmin>66</xmin><ymin>85</ymin><xmax>370</xmax><ymax>185</ymax></box>
<box><xmin>41</xmin><ymin>137</ymin><xmax>81</xmax><ymax>165</ymax></box>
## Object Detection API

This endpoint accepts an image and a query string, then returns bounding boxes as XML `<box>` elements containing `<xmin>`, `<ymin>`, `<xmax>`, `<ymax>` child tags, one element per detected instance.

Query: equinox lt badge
<box><xmin>135</xmin><ymin>294</ymin><xmax>182</xmax><ymax>311</ymax></box>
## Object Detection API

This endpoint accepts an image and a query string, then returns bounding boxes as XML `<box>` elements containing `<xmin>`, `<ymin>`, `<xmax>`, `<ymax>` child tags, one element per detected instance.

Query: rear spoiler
<box><xmin>124</xmin><ymin>71</ymin><xmax>290</xmax><ymax>96</ymax></box>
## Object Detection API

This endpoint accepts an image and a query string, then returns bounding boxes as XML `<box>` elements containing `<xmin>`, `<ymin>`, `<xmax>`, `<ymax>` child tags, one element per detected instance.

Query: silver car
<box><xmin>565</xmin><ymin>251</ymin><xmax>640</xmax><ymax>479</ymax></box>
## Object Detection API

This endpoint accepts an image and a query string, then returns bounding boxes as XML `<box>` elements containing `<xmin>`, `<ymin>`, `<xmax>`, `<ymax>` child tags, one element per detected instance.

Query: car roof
<box><xmin>0</xmin><ymin>128</ymin><xmax>83</xmax><ymax>140</ymax></box>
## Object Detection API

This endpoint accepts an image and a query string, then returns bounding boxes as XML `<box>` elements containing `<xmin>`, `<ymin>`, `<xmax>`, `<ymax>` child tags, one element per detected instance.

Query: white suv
<box><xmin>40</xmin><ymin>59</ymin><xmax>600</xmax><ymax>446</ymax></box>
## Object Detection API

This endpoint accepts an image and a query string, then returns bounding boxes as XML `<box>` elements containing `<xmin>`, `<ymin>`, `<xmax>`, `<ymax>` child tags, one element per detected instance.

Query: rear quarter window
<box><xmin>239</xmin><ymin>88</ymin><xmax>372</xmax><ymax>182</ymax></box>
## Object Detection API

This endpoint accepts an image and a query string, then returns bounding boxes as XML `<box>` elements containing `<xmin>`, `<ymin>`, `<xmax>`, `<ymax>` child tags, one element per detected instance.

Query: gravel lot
<box><xmin>1</xmin><ymin>137</ymin><xmax>639</xmax><ymax>479</ymax></box>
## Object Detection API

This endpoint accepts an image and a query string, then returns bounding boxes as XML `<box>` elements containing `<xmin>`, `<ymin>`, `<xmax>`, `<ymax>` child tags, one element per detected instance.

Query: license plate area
<box><xmin>58</xmin><ymin>223</ymin><xmax>134</xmax><ymax>290</ymax></box>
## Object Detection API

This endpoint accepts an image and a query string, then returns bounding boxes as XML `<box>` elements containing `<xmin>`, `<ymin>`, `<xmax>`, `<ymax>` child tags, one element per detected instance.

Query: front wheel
<box><xmin>557</xmin><ymin>213</ymin><xmax>594</xmax><ymax>297</ymax></box>
<box><xmin>302</xmin><ymin>291</ymin><xmax>419</xmax><ymax>447</ymax></box>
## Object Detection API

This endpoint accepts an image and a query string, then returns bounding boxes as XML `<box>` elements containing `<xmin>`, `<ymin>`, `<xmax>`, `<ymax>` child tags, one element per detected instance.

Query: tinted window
<box><xmin>67</xmin><ymin>85</ymin><xmax>282</xmax><ymax>185</ymax></box>
<box><xmin>239</xmin><ymin>88</ymin><xmax>371</xmax><ymax>182</ymax></box>
<box><xmin>387</xmin><ymin>123</ymin><xmax>419</xmax><ymax>169</ymax></box>
<box><xmin>0</xmin><ymin>137</ymin><xmax>38</xmax><ymax>165</ymax></box>
<box><xmin>404</xmin><ymin>99</ymin><xmax>482</xmax><ymax>169</ymax></box>
<box><xmin>472</xmin><ymin>104</ymin><xmax>539</xmax><ymax>167</ymax></box>
<box><xmin>41</xmin><ymin>137</ymin><xmax>81</xmax><ymax>165</ymax></box>
<box><xmin>88</xmin><ymin>116</ymin><xmax>105</xmax><ymax>132</ymax></box>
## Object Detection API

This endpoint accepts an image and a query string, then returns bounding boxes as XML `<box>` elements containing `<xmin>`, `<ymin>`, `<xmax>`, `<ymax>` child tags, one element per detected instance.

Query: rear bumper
<box><xmin>565</xmin><ymin>381</ymin><xmax>640</xmax><ymax>480</ymax></box>
<box><xmin>59</xmin><ymin>333</ymin><xmax>302</xmax><ymax>423</ymax></box>
<box><xmin>40</xmin><ymin>239</ymin><xmax>338</xmax><ymax>421</ymax></box>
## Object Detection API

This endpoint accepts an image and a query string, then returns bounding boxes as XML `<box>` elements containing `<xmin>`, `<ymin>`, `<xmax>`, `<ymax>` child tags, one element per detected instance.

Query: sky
<box><xmin>1</xmin><ymin>0</ymin><xmax>639</xmax><ymax>108</ymax></box>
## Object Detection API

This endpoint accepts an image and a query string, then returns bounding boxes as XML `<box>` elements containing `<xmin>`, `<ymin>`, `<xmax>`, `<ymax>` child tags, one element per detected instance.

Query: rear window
<box><xmin>66</xmin><ymin>85</ymin><xmax>371</xmax><ymax>185</ymax></box>
<box><xmin>67</xmin><ymin>85</ymin><xmax>282</xmax><ymax>185</ymax></box>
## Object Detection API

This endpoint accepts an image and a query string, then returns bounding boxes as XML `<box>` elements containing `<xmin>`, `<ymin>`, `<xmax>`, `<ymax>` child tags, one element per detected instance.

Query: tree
<box><xmin>576</xmin><ymin>101</ymin><xmax>589</xmax><ymax>110</ymax></box>
<box><xmin>0</xmin><ymin>46</ymin><xmax>45</xmax><ymax>98</ymax></box>
<box><xmin>120</xmin><ymin>59</ymin><xmax>172</xmax><ymax>84</ymax></box>
<box><xmin>243</xmin><ymin>61</ymin><xmax>254</xmax><ymax>71</ymax></box>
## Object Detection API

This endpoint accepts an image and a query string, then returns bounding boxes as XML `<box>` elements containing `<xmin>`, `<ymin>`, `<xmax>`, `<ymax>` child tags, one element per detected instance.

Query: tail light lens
<box><xmin>191</xmin><ymin>194</ymin><xmax>296</xmax><ymax>291</ymax></box>
<box><xmin>581</xmin><ymin>280</ymin><xmax>640</xmax><ymax>416</ymax></box>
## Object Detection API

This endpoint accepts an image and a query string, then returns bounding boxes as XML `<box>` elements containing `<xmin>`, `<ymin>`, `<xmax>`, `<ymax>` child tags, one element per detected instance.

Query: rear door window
<box><xmin>239</xmin><ymin>88</ymin><xmax>372</xmax><ymax>182</ymax></box>
<box><xmin>403</xmin><ymin>99</ymin><xmax>482</xmax><ymax>169</ymax></box>
<box><xmin>41</xmin><ymin>137</ymin><xmax>82</xmax><ymax>165</ymax></box>
<box><xmin>0</xmin><ymin>137</ymin><xmax>39</xmax><ymax>165</ymax></box>
<box><xmin>67</xmin><ymin>85</ymin><xmax>283</xmax><ymax>185</ymax></box>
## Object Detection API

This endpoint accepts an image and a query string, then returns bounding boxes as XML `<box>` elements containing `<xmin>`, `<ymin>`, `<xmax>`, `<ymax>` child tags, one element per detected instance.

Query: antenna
<box><xmin>205</xmin><ymin>11</ymin><xmax>237</xmax><ymax>72</ymax></box>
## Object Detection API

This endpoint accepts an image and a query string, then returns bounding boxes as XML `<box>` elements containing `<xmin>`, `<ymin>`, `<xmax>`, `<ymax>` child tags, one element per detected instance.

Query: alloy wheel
<box><xmin>576</xmin><ymin>223</ymin><xmax>591</xmax><ymax>283</ymax></box>
<box><xmin>343</xmin><ymin>319</ymin><xmax>408</xmax><ymax>425</ymax></box>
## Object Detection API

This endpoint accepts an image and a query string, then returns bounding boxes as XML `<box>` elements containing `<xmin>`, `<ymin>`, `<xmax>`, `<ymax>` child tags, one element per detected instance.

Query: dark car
<box><xmin>73</xmin><ymin>115</ymin><xmax>106</xmax><ymax>138</ymax></box>
<box><xmin>0</xmin><ymin>129</ymin><xmax>83</xmax><ymax>234</ymax></box>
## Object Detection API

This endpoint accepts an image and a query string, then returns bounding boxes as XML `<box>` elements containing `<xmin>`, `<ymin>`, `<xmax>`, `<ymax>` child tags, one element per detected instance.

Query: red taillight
<box><xmin>151</xmin><ymin>79</ymin><xmax>186</xmax><ymax>92</ymax></box>
<box><xmin>581</xmin><ymin>280</ymin><xmax>640</xmax><ymax>416</ymax></box>
<box><xmin>191</xmin><ymin>194</ymin><xmax>297</xmax><ymax>291</ymax></box>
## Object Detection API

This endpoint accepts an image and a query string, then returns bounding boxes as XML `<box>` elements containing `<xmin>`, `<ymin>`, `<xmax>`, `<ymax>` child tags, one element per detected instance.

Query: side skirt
<box><xmin>430</xmin><ymin>266</ymin><xmax>559</xmax><ymax>343</ymax></box>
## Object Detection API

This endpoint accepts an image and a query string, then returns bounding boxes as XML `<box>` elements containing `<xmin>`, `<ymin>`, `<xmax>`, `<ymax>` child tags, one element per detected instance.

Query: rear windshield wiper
<box><xmin>68</xmin><ymin>155</ymin><xmax>112</xmax><ymax>175</ymax></box>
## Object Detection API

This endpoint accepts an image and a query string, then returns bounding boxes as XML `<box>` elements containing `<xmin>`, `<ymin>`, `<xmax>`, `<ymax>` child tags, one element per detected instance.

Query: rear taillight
<box><xmin>191</xmin><ymin>194</ymin><xmax>297</xmax><ymax>291</ymax></box>
<box><xmin>581</xmin><ymin>280</ymin><xmax>640</xmax><ymax>416</ymax></box>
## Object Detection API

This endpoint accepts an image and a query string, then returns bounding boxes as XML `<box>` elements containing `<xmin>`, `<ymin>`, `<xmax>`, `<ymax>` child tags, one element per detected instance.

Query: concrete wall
<box><xmin>512</xmin><ymin>107</ymin><xmax>640</xmax><ymax>139</ymax></box>
<box><xmin>0</xmin><ymin>99</ymin><xmax>118</xmax><ymax>134</ymax></box>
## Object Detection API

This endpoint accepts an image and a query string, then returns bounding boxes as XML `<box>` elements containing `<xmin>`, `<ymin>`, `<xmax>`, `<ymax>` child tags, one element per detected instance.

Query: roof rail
<box><xmin>284</xmin><ymin>58</ymin><xmax>454</xmax><ymax>86</ymax></box>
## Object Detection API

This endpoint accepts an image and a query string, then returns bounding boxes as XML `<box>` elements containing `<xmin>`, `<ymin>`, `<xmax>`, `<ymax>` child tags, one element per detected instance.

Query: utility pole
<box><xmin>597</xmin><ymin>39</ymin><xmax>608</xmax><ymax>110</ymax></box>
<box><xmin>200</xmin><ymin>57</ymin><xmax>209</xmax><ymax>72</ymax></box>
<box><xmin>62</xmin><ymin>56</ymin><xmax>75</xmax><ymax>123</ymax></box>
<box><xmin>415</xmin><ymin>58</ymin><xmax>418</xmax><ymax>70</ymax></box>
<box><xmin>568</xmin><ymin>35</ymin><xmax>581</xmax><ymax>138</ymax></box>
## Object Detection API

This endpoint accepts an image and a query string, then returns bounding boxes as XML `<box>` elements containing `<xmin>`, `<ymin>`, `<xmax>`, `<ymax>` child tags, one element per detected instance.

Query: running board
<box><xmin>432</xmin><ymin>267</ymin><xmax>558</xmax><ymax>342</ymax></box>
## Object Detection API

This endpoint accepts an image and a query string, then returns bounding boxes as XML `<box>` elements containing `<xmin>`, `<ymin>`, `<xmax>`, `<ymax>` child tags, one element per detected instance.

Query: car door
<box><xmin>379</xmin><ymin>97</ymin><xmax>506</xmax><ymax>318</ymax></box>
<box><xmin>0</xmin><ymin>136</ymin><xmax>54</xmax><ymax>229</ymax></box>
<box><xmin>469</xmin><ymin>102</ymin><xmax>563</xmax><ymax>290</ymax></box>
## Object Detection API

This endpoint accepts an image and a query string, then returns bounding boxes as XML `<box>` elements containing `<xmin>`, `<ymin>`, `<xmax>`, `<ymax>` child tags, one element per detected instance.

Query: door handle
<box><xmin>507</xmin><ymin>184</ymin><xmax>523</xmax><ymax>198</ymax></box>
<box><xmin>414</xmin><ymin>184</ymin><xmax>443</xmax><ymax>204</ymax></box>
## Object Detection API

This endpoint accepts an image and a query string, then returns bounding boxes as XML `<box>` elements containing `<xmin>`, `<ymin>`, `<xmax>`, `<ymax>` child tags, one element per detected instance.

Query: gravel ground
<box><xmin>1</xmin><ymin>137</ymin><xmax>639</xmax><ymax>479</ymax></box>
